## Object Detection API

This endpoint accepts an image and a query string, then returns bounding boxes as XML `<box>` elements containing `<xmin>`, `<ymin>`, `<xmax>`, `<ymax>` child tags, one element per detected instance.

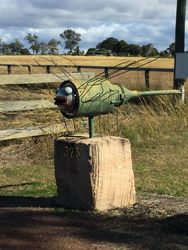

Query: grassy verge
<box><xmin>121</xmin><ymin>99</ymin><xmax>188</xmax><ymax>197</ymax></box>
<box><xmin>133</xmin><ymin>131</ymin><xmax>188</xmax><ymax>197</ymax></box>
<box><xmin>0</xmin><ymin>164</ymin><xmax>56</xmax><ymax>197</ymax></box>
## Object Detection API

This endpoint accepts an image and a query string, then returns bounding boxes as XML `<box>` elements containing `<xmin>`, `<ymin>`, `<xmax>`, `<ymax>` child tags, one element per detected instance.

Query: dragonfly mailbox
<box><xmin>55</xmin><ymin>78</ymin><xmax>182</xmax><ymax>137</ymax></box>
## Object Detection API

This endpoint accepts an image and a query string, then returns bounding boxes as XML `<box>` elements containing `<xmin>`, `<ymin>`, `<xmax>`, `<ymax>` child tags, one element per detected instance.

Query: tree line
<box><xmin>0</xmin><ymin>29</ymin><xmax>175</xmax><ymax>57</ymax></box>
<box><xmin>0</xmin><ymin>29</ymin><xmax>82</xmax><ymax>55</ymax></box>
<box><xmin>87</xmin><ymin>37</ymin><xmax>175</xmax><ymax>57</ymax></box>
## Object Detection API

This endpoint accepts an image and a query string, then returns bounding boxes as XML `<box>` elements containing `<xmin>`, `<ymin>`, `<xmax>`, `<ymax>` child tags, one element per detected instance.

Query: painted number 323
<box><xmin>63</xmin><ymin>145</ymin><xmax>81</xmax><ymax>158</ymax></box>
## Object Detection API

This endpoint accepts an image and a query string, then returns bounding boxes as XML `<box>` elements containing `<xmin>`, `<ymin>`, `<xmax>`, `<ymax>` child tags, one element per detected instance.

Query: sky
<box><xmin>0</xmin><ymin>0</ymin><xmax>188</xmax><ymax>52</ymax></box>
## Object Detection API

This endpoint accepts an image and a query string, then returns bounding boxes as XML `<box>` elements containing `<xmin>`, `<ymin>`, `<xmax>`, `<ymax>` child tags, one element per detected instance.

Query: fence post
<box><xmin>7</xmin><ymin>65</ymin><xmax>12</xmax><ymax>75</ymax></box>
<box><xmin>46</xmin><ymin>65</ymin><xmax>51</xmax><ymax>74</ymax></box>
<box><xmin>77</xmin><ymin>66</ymin><xmax>81</xmax><ymax>72</ymax></box>
<box><xmin>105</xmin><ymin>67</ymin><xmax>109</xmax><ymax>79</ymax></box>
<box><xmin>28</xmin><ymin>66</ymin><xmax>32</xmax><ymax>74</ymax></box>
<box><xmin>145</xmin><ymin>69</ymin><xmax>150</xmax><ymax>89</ymax></box>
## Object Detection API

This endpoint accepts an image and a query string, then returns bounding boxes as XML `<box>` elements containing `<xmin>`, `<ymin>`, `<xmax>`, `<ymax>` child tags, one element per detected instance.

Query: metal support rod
<box><xmin>174</xmin><ymin>0</ymin><xmax>187</xmax><ymax>92</ymax></box>
<box><xmin>88</xmin><ymin>116</ymin><xmax>95</xmax><ymax>138</ymax></box>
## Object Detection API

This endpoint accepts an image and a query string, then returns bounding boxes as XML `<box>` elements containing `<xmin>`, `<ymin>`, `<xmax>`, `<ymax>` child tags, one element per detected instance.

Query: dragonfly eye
<box><xmin>54</xmin><ymin>81</ymin><xmax>79</xmax><ymax>118</ymax></box>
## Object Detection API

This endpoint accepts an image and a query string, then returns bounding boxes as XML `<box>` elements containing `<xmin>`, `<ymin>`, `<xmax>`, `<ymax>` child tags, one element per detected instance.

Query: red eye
<box><xmin>54</xmin><ymin>96</ymin><xmax>67</xmax><ymax>105</ymax></box>
<box><xmin>55</xmin><ymin>81</ymin><xmax>79</xmax><ymax>118</ymax></box>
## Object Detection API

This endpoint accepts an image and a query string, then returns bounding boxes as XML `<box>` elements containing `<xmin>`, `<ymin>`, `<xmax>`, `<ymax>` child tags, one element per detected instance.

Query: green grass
<box><xmin>123</xmin><ymin>100</ymin><xmax>188</xmax><ymax>197</ymax></box>
<box><xmin>133</xmin><ymin>131</ymin><xmax>188</xmax><ymax>196</ymax></box>
<box><xmin>0</xmin><ymin>164</ymin><xmax>56</xmax><ymax>197</ymax></box>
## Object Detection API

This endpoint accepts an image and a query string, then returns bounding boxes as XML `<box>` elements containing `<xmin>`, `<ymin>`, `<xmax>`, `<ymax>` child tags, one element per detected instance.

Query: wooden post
<box><xmin>28</xmin><ymin>66</ymin><xmax>32</xmax><ymax>74</ymax></box>
<box><xmin>77</xmin><ymin>66</ymin><xmax>81</xmax><ymax>72</ymax></box>
<box><xmin>7</xmin><ymin>65</ymin><xmax>12</xmax><ymax>75</ymax></box>
<box><xmin>46</xmin><ymin>65</ymin><xmax>51</xmax><ymax>74</ymax></box>
<box><xmin>145</xmin><ymin>69</ymin><xmax>150</xmax><ymax>89</ymax></box>
<box><xmin>105</xmin><ymin>67</ymin><xmax>109</xmax><ymax>79</ymax></box>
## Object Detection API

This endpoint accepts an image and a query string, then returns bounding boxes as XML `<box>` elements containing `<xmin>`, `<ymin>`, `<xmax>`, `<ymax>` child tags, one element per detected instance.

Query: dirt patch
<box><xmin>0</xmin><ymin>194</ymin><xmax>187</xmax><ymax>250</ymax></box>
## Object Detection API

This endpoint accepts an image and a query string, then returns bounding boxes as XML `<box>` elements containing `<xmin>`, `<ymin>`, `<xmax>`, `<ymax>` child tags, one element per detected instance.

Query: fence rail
<box><xmin>0</xmin><ymin>124</ymin><xmax>72</xmax><ymax>141</ymax></box>
<box><xmin>0</xmin><ymin>72</ymin><xmax>95</xmax><ymax>85</ymax></box>
<box><xmin>0</xmin><ymin>100</ymin><xmax>56</xmax><ymax>112</ymax></box>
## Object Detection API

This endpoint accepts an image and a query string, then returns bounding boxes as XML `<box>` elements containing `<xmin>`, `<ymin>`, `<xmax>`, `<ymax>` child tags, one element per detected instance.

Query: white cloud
<box><xmin>0</xmin><ymin>0</ymin><xmax>187</xmax><ymax>51</ymax></box>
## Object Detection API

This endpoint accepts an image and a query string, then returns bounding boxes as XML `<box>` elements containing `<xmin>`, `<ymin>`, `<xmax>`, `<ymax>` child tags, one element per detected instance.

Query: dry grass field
<box><xmin>0</xmin><ymin>55</ymin><xmax>175</xmax><ymax>67</ymax></box>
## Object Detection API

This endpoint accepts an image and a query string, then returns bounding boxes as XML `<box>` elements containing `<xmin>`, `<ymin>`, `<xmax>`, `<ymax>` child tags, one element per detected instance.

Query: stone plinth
<box><xmin>54</xmin><ymin>136</ymin><xmax>136</xmax><ymax>211</ymax></box>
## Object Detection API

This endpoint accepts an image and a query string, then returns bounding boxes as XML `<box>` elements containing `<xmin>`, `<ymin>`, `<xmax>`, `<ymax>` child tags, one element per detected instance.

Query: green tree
<box><xmin>97</xmin><ymin>48</ymin><xmax>108</xmax><ymax>55</ymax></box>
<box><xmin>0</xmin><ymin>37</ymin><xmax>29</xmax><ymax>55</ymax></box>
<box><xmin>60</xmin><ymin>29</ymin><xmax>81</xmax><ymax>53</ymax></box>
<box><xmin>141</xmin><ymin>43</ymin><xmax>159</xmax><ymax>57</ymax></box>
<box><xmin>39</xmin><ymin>42</ymin><xmax>48</xmax><ymax>54</ymax></box>
<box><xmin>167</xmin><ymin>42</ymin><xmax>175</xmax><ymax>56</ymax></box>
<box><xmin>160</xmin><ymin>50</ymin><xmax>169</xmax><ymax>57</ymax></box>
<box><xmin>20</xmin><ymin>48</ymin><xmax>30</xmax><ymax>55</ymax></box>
<box><xmin>33</xmin><ymin>42</ymin><xmax>41</xmax><ymax>55</ymax></box>
<box><xmin>47</xmin><ymin>39</ymin><xmax>61</xmax><ymax>54</ymax></box>
<box><xmin>113</xmin><ymin>40</ymin><xmax>129</xmax><ymax>55</ymax></box>
<box><xmin>0</xmin><ymin>38</ymin><xmax>3</xmax><ymax>54</ymax></box>
<box><xmin>96</xmin><ymin>37</ymin><xmax>119</xmax><ymax>52</ymax></box>
<box><xmin>129</xmin><ymin>44</ymin><xmax>141</xmax><ymax>56</ymax></box>
<box><xmin>25</xmin><ymin>33</ymin><xmax>39</xmax><ymax>54</ymax></box>
<box><xmin>9</xmin><ymin>39</ymin><xmax>24</xmax><ymax>55</ymax></box>
<box><xmin>86</xmin><ymin>48</ymin><xmax>97</xmax><ymax>55</ymax></box>
<box><xmin>73</xmin><ymin>46</ymin><xmax>81</xmax><ymax>55</ymax></box>
<box><xmin>1</xmin><ymin>42</ymin><xmax>11</xmax><ymax>54</ymax></box>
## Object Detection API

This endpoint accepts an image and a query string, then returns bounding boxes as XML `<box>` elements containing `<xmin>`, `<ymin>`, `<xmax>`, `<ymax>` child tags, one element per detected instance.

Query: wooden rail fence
<box><xmin>0</xmin><ymin>63</ymin><xmax>174</xmax><ymax>89</ymax></box>
<box><xmin>0</xmin><ymin>72</ymin><xmax>94</xmax><ymax>141</ymax></box>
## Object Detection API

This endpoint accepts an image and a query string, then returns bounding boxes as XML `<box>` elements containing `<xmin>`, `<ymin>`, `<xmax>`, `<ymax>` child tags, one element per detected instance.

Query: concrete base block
<box><xmin>54</xmin><ymin>136</ymin><xmax>136</xmax><ymax>211</ymax></box>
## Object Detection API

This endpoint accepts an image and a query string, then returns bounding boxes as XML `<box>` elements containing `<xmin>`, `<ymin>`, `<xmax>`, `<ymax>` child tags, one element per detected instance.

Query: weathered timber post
<box><xmin>28</xmin><ymin>66</ymin><xmax>32</xmax><ymax>74</ymax></box>
<box><xmin>7</xmin><ymin>65</ymin><xmax>12</xmax><ymax>75</ymax></box>
<box><xmin>46</xmin><ymin>65</ymin><xmax>51</xmax><ymax>74</ymax></box>
<box><xmin>77</xmin><ymin>66</ymin><xmax>81</xmax><ymax>72</ymax></box>
<box><xmin>105</xmin><ymin>67</ymin><xmax>109</xmax><ymax>79</ymax></box>
<box><xmin>145</xmin><ymin>69</ymin><xmax>150</xmax><ymax>89</ymax></box>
